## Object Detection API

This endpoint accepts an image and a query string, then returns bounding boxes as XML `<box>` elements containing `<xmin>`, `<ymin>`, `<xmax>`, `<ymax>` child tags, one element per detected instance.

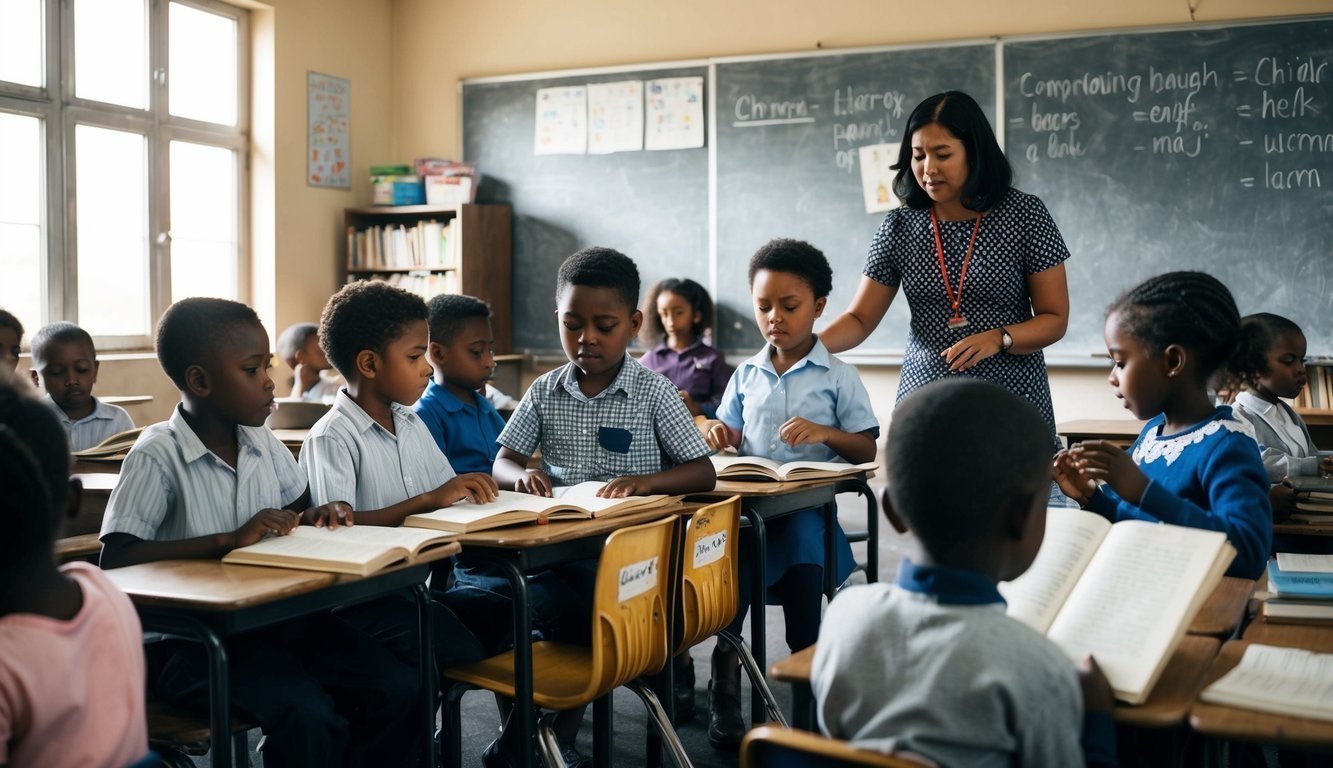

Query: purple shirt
<box><xmin>639</xmin><ymin>341</ymin><xmax>732</xmax><ymax>419</ymax></box>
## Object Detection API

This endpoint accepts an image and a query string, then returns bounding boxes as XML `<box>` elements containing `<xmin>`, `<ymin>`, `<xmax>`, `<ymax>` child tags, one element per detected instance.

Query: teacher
<box><xmin>822</xmin><ymin>90</ymin><xmax>1071</xmax><ymax>455</ymax></box>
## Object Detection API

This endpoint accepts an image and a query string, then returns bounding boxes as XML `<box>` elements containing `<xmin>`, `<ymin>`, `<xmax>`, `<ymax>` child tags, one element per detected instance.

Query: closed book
<box><xmin>1266</xmin><ymin>559</ymin><xmax>1333</xmax><ymax>599</ymax></box>
<box><xmin>404</xmin><ymin>482</ymin><xmax>673</xmax><ymax>534</ymax></box>
<box><xmin>369</xmin><ymin>164</ymin><xmax>412</xmax><ymax>176</ymax></box>
<box><xmin>1262</xmin><ymin>598</ymin><xmax>1333</xmax><ymax>624</ymax></box>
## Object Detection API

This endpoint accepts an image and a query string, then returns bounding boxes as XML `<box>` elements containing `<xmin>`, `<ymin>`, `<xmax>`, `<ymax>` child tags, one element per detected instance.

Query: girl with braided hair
<box><xmin>1053</xmin><ymin>271</ymin><xmax>1272</xmax><ymax>579</ymax></box>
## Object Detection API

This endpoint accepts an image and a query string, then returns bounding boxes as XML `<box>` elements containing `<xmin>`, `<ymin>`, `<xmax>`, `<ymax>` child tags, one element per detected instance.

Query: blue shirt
<box><xmin>44</xmin><ymin>395</ymin><xmax>135</xmax><ymax>452</ymax></box>
<box><xmin>413</xmin><ymin>380</ymin><xmax>505</xmax><ymax>475</ymax></box>
<box><xmin>716</xmin><ymin>337</ymin><xmax>880</xmax><ymax>461</ymax></box>
<box><xmin>1087</xmin><ymin>406</ymin><xmax>1272</xmax><ymax>580</ymax></box>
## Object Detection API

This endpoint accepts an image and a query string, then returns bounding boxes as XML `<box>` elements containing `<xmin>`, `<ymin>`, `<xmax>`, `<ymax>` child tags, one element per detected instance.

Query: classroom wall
<box><xmin>393</xmin><ymin>0</ymin><xmax>1331</xmax><ymax>429</ymax></box>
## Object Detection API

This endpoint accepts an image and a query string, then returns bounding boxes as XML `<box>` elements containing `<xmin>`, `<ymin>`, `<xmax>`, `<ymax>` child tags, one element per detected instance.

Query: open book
<box><xmin>1200</xmin><ymin>643</ymin><xmax>1333</xmax><ymax>722</ymax></box>
<box><xmin>221</xmin><ymin>525</ymin><xmax>457</xmax><ymax>576</ymax></box>
<box><xmin>710</xmin><ymin>455</ymin><xmax>877</xmax><ymax>482</ymax></box>
<box><xmin>72</xmin><ymin>427</ymin><xmax>143</xmax><ymax>461</ymax></box>
<box><xmin>998</xmin><ymin>507</ymin><xmax>1235</xmax><ymax>704</ymax></box>
<box><xmin>403</xmin><ymin>481</ymin><xmax>671</xmax><ymax>534</ymax></box>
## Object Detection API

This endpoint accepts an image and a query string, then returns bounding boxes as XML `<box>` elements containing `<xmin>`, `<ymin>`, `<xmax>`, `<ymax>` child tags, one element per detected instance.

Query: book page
<box><xmin>999</xmin><ymin>508</ymin><xmax>1111</xmax><ymax>634</ymax></box>
<box><xmin>711</xmin><ymin>455</ymin><xmax>783</xmax><ymax>476</ymax></box>
<box><xmin>778</xmin><ymin>460</ymin><xmax>878</xmax><ymax>479</ymax></box>
<box><xmin>1201</xmin><ymin>644</ymin><xmax>1333</xmax><ymax>721</ymax></box>
<box><xmin>1277</xmin><ymin>553</ymin><xmax>1333</xmax><ymax>573</ymax></box>
<box><xmin>1046</xmin><ymin>521</ymin><xmax>1230</xmax><ymax>702</ymax></box>
<box><xmin>223</xmin><ymin>531</ymin><xmax>388</xmax><ymax>569</ymax></box>
<box><xmin>418</xmin><ymin>490</ymin><xmax>555</xmax><ymax>523</ymax></box>
<box><xmin>289</xmin><ymin>525</ymin><xmax>453</xmax><ymax>556</ymax></box>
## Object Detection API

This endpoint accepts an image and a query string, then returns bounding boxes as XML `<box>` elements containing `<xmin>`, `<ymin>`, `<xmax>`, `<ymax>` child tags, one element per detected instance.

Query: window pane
<box><xmin>0</xmin><ymin>113</ymin><xmax>43</xmax><ymax>331</ymax></box>
<box><xmin>169</xmin><ymin>3</ymin><xmax>237</xmax><ymax>125</ymax></box>
<box><xmin>76</xmin><ymin>124</ymin><xmax>148</xmax><ymax>336</ymax></box>
<box><xmin>170</xmin><ymin>140</ymin><xmax>237</xmax><ymax>301</ymax></box>
<box><xmin>75</xmin><ymin>0</ymin><xmax>148</xmax><ymax>109</ymax></box>
<box><xmin>0</xmin><ymin>0</ymin><xmax>43</xmax><ymax>87</ymax></box>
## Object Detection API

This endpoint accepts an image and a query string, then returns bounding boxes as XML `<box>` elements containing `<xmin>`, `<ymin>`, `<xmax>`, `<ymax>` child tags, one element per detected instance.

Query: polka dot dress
<box><xmin>864</xmin><ymin>188</ymin><xmax>1069</xmax><ymax>450</ymax></box>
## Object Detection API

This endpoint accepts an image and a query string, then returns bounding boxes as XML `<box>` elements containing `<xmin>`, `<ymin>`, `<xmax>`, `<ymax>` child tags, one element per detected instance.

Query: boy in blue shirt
<box><xmin>28</xmin><ymin>322</ymin><xmax>134</xmax><ymax>451</ymax></box>
<box><xmin>99</xmin><ymin>297</ymin><xmax>421</xmax><ymax>768</ymax></box>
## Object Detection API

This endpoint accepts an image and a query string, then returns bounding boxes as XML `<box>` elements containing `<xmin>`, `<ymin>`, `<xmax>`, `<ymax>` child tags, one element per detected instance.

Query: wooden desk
<box><xmin>1242</xmin><ymin>613</ymin><xmax>1333</xmax><ymax>650</ymax></box>
<box><xmin>770</xmin><ymin>645</ymin><xmax>817</xmax><ymax>730</ymax></box>
<box><xmin>269</xmin><ymin>428</ymin><xmax>308</xmax><ymax>459</ymax></box>
<box><xmin>447</xmin><ymin>508</ymin><xmax>679</xmax><ymax>768</ymax></box>
<box><xmin>1190</xmin><ymin>577</ymin><xmax>1256</xmax><ymax>638</ymax></box>
<box><xmin>1057</xmin><ymin>419</ymin><xmax>1145</xmax><ymax>448</ymax></box>
<box><xmin>55</xmin><ymin>532</ymin><xmax>102</xmax><ymax>563</ymax></box>
<box><xmin>69</xmin><ymin>471</ymin><xmax>118</xmax><ymax>536</ymax></box>
<box><xmin>105</xmin><ymin>555</ymin><xmax>452</xmax><ymax>767</ymax></box>
<box><xmin>1190</xmin><ymin>639</ymin><xmax>1333</xmax><ymax>751</ymax></box>
<box><xmin>102</xmin><ymin>395</ymin><xmax>153</xmax><ymax>406</ymax></box>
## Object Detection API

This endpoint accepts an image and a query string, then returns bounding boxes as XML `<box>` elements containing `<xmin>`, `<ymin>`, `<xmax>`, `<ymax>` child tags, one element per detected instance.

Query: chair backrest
<box><xmin>741</xmin><ymin>726</ymin><xmax>935</xmax><ymax>768</ymax></box>
<box><xmin>586</xmin><ymin>514</ymin><xmax>677</xmax><ymax>697</ymax></box>
<box><xmin>675</xmin><ymin>496</ymin><xmax>741</xmax><ymax>654</ymax></box>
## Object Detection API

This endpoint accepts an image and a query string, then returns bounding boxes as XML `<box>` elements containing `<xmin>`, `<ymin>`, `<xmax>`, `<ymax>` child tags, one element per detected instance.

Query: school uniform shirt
<box><xmin>497</xmin><ymin>354</ymin><xmax>710</xmax><ymax>485</ymax></box>
<box><xmin>101</xmin><ymin>405</ymin><xmax>307</xmax><ymax>542</ymax></box>
<box><xmin>1085</xmin><ymin>406</ymin><xmax>1272</xmax><ymax>579</ymax></box>
<box><xmin>301</xmin><ymin>389</ymin><xmax>456</xmax><ymax>509</ymax></box>
<box><xmin>0</xmin><ymin>562</ymin><xmax>148</xmax><ymax>768</ymax></box>
<box><xmin>42</xmin><ymin>394</ymin><xmax>134</xmax><ymax>452</ymax></box>
<box><xmin>1232</xmin><ymin>391</ymin><xmax>1321</xmax><ymax>481</ymax></box>
<box><xmin>639</xmin><ymin>340</ymin><xmax>732</xmax><ymax>418</ymax></box>
<box><xmin>811</xmin><ymin>561</ymin><xmax>1115</xmax><ymax>768</ymax></box>
<box><xmin>413</xmin><ymin>379</ymin><xmax>506</xmax><ymax>475</ymax></box>
<box><xmin>301</xmin><ymin>373</ymin><xmax>341</xmax><ymax>403</ymax></box>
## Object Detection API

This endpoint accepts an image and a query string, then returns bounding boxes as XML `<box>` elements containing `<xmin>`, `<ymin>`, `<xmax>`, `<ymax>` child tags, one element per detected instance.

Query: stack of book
<box><xmin>415</xmin><ymin>158</ymin><xmax>478</xmax><ymax>206</ymax></box>
<box><xmin>370</xmin><ymin>164</ymin><xmax>425</xmax><ymax>206</ymax></box>
<box><xmin>1292</xmin><ymin>476</ymin><xmax>1333</xmax><ymax>522</ymax></box>
<box><xmin>1264</xmin><ymin>553</ymin><xmax>1333</xmax><ymax>623</ymax></box>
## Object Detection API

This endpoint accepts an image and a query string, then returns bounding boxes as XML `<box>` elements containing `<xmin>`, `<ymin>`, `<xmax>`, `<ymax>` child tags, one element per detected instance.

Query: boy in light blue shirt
<box><xmin>28</xmin><ymin>322</ymin><xmax>134</xmax><ymax>451</ymax></box>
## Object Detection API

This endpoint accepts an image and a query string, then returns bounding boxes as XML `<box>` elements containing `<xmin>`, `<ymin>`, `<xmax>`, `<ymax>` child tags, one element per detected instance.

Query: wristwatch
<box><xmin>999</xmin><ymin>327</ymin><xmax>1013</xmax><ymax>352</ymax></box>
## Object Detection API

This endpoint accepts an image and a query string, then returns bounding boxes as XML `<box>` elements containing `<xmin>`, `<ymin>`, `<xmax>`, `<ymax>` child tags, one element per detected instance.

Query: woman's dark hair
<box><xmin>640</xmin><ymin>278</ymin><xmax>714</xmax><ymax>345</ymax></box>
<box><xmin>1225</xmin><ymin>312</ymin><xmax>1304</xmax><ymax>392</ymax></box>
<box><xmin>1107</xmin><ymin>271</ymin><xmax>1241</xmax><ymax>381</ymax></box>
<box><xmin>892</xmin><ymin>91</ymin><xmax>1012</xmax><ymax>212</ymax></box>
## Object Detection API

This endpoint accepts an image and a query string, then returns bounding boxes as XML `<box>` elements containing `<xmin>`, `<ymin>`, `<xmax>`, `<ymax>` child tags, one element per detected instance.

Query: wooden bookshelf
<box><xmin>1295</xmin><ymin>361</ymin><xmax>1333</xmax><ymax>449</ymax></box>
<box><xmin>344</xmin><ymin>203</ymin><xmax>512</xmax><ymax>352</ymax></box>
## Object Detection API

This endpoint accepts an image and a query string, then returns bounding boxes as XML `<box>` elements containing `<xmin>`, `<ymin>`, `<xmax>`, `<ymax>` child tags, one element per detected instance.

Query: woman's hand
<box><xmin>1071</xmin><ymin>440</ymin><xmax>1149</xmax><ymax>505</ymax></box>
<box><xmin>941</xmin><ymin>329</ymin><xmax>1003</xmax><ymax>371</ymax></box>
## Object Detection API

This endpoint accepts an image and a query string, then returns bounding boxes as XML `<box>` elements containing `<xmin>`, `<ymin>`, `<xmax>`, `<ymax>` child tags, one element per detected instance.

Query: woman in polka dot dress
<box><xmin>823</xmin><ymin>91</ymin><xmax>1071</xmax><ymax>479</ymax></box>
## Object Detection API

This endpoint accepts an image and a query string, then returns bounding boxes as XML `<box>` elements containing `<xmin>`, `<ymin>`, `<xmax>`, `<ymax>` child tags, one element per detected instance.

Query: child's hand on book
<box><xmin>1077</xmin><ymin>655</ymin><xmax>1115</xmax><ymax>714</ymax></box>
<box><xmin>778</xmin><ymin>417</ymin><xmax>832</xmax><ymax>447</ymax></box>
<box><xmin>435</xmin><ymin>473</ymin><xmax>500</xmax><ymax>506</ymax></box>
<box><xmin>1071</xmin><ymin>441</ymin><xmax>1148</xmax><ymax>505</ymax></box>
<box><xmin>599</xmin><ymin>476</ymin><xmax>651</xmax><ymax>498</ymax></box>
<box><xmin>1052</xmin><ymin>450</ymin><xmax>1095</xmax><ymax>504</ymax></box>
<box><xmin>513</xmin><ymin>469</ymin><xmax>553</xmax><ymax>497</ymax></box>
<box><xmin>234</xmin><ymin>508</ymin><xmax>300</xmax><ymax>548</ymax></box>
<box><xmin>304</xmin><ymin>501</ymin><xmax>353</xmax><ymax>529</ymax></box>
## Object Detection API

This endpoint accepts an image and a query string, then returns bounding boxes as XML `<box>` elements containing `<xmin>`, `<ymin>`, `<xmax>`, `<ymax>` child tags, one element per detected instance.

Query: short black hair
<box><xmin>887</xmin><ymin>378</ymin><xmax>1050</xmax><ymax>556</ymax></box>
<box><xmin>748</xmin><ymin>238</ymin><xmax>833</xmax><ymax>299</ymax></box>
<box><xmin>0</xmin><ymin>376</ymin><xmax>72</xmax><ymax>561</ymax></box>
<box><xmin>641</xmin><ymin>278</ymin><xmax>714</xmax><ymax>345</ymax></box>
<box><xmin>892</xmin><ymin>91</ymin><xmax>1012</xmax><ymax>212</ymax></box>
<box><xmin>156</xmin><ymin>298</ymin><xmax>263</xmax><ymax>390</ymax></box>
<box><xmin>320</xmin><ymin>280</ymin><xmax>427</xmax><ymax>379</ymax></box>
<box><xmin>1226</xmin><ymin>312</ymin><xmax>1304</xmax><ymax>391</ymax></box>
<box><xmin>276</xmin><ymin>323</ymin><xmax>319</xmax><ymax>368</ymax></box>
<box><xmin>555</xmin><ymin>247</ymin><xmax>640</xmax><ymax>311</ymax></box>
<box><xmin>1107</xmin><ymin>271</ymin><xmax>1241</xmax><ymax>381</ymax></box>
<box><xmin>426</xmin><ymin>294</ymin><xmax>492</xmax><ymax>346</ymax></box>
<box><xmin>30</xmin><ymin>322</ymin><xmax>95</xmax><ymax>367</ymax></box>
<box><xmin>0</xmin><ymin>308</ymin><xmax>23</xmax><ymax>340</ymax></box>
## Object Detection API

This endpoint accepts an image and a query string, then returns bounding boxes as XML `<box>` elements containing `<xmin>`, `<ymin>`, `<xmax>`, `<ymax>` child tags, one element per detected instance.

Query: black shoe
<box><xmin>672</xmin><ymin>653</ymin><xmax>696</xmax><ymax>725</ymax></box>
<box><xmin>707</xmin><ymin>647</ymin><xmax>745</xmax><ymax>751</ymax></box>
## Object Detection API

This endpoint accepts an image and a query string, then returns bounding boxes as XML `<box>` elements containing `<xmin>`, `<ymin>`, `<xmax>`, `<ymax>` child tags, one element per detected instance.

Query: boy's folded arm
<box><xmin>99</xmin><ymin>531</ymin><xmax>236</xmax><ymax>569</ymax></box>
<box><xmin>822</xmin><ymin>427</ymin><xmax>877</xmax><ymax>464</ymax></box>
<box><xmin>633</xmin><ymin>454</ymin><xmax>716</xmax><ymax>496</ymax></box>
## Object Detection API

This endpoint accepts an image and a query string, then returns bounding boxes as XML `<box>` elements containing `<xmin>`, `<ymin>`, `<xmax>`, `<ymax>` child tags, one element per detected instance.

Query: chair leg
<box><xmin>716</xmin><ymin>631</ymin><xmax>790</xmax><ymax>727</ymax></box>
<box><xmin>536</xmin><ymin>714</ymin><xmax>565</xmax><ymax>768</ymax></box>
<box><xmin>232</xmin><ymin>731</ymin><xmax>250</xmax><ymax>767</ymax></box>
<box><xmin>625</xmin><ymin>680</ymin><xmax>695</xmax><ymax>768</ymax></box>
<box><xmin>440</xmin><ymin>682</ymin><xmax>471</xmax><ymax>768</ymax></box>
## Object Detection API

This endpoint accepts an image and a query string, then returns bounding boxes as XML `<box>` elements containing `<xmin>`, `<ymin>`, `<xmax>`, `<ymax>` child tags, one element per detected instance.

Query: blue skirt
<box><xmin>750</xmin><ymin>507</ymin><xmax>856</xmax><ymax>604</ymax></box>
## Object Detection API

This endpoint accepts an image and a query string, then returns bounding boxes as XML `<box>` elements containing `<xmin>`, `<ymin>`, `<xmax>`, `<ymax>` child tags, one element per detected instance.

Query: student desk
<box><xmin>68</xmin><ymin>471</ymin><xmax>118</xmax><ymax>535</ymax></box>
<box><xmin>102</xmin><ymin>395</ymin><xmax>153</xmax><ymax>406</ymax></box>
<box><xmin>103</xmin><ymin>553</ymin><xmax>457</xmax><ymax>768</ymax></box>
<box><xmin>54</xmin><ymin>533</ymin><xmax>101</xmax><ymax>563</ymax></box>
<box><xmin>1057</xmin><ymin>419</ymin><xmax>1145</xmax><ymax>449</ymax></box>
<box><xmin>1190</xmin><ymin>577</ymin><xmax>1257</xmax><ymax>639</ymax></box>
<box><xmin>269</xmin><ymin>428</ymin><xmax>308</xmax><ymax>459</ymax></box>
<box><xmin>447</xmin><ymin>508</ymin><xmax>682</xmax><ymax>768</ymax></box>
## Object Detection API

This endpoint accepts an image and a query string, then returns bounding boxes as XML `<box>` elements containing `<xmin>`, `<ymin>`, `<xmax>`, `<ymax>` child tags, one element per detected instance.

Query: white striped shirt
<box><xmin>100</xmin><ymin>406</ymin><xmax>307</xmax><ymax>542</ymax></box>
<box><xmin>44</xmin><ymin>395</ymin><xmax>135</xmax><ymax>452</ymax></box>
<box><xmin>300</xmin><ymin>389</ymin><xmax>456</xmax><ymax>510</ymax></box>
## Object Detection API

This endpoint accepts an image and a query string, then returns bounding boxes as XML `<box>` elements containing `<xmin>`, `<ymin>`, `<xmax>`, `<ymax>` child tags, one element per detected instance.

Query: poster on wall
<box><xmin>308</xmin><ymin>71</ymin><xmax>350</xmax><ymax>188</ymax></box>
<box><xmin>534</xmin><ymin>85</ymin><xmax>588</xmax><ymax>155</ymax></box>
<box><xmin>645</xmin><ymin>76</ymin><xmax>704</xmax><ymax>151</ymax></box>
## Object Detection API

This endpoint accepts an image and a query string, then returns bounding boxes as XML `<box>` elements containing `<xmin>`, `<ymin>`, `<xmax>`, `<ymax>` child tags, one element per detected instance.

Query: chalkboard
<box><xmin>713</xmin><ymin>44</ymin><xmax>997</xmax><ymax>353</ymax></box>
<box><xmin>462</xmin><ymin>65</ymin><xmax>709</xmax><ymax>352</ymax></box>
<box><xmin>1004</xmin><ymin>19</ymin><xmax>1333</xmax><ymax>358</ymax></box>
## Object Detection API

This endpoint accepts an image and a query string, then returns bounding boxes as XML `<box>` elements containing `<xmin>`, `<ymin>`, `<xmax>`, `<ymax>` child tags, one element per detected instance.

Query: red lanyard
<box><xmin>930</xmin><ymin>207</ymin><xmax>985</xmax><ymax>329</ymax></box>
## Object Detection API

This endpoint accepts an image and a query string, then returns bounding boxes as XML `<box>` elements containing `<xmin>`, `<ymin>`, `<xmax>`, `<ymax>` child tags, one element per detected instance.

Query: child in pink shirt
<box><xmin>0</xmin><ymin>378</ymin><xmax>147</xmax><ymax>767</ymax></box>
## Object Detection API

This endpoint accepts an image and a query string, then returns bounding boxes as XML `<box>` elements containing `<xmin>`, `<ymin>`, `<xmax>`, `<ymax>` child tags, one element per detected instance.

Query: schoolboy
<box><xmin>488</xmin><ymin>247</ymin><xmax>716</xmax><ymax>767</ymax></box>
<box><xmin>99</xmin><ymin>297</ymin><xmax>422</xmax><ymax>768</ymax></box>
<box><xmin>28</xmin><ymin>321</ymin><xmax>134</xmax><ymax>451</ymax></box>
<box><xmin>277</xmin><ymin>321</ymin><xmax>340</xmax><ymax>401</ymax></box>
<box><xmin>0</xmin><ymin>308</ymin><xmax>23</xmax><ymax>371</ymax></box>
<box><xmin>0</xmin><ymin>377</ymin><xmax>147</xmax><ymax>767</ymax></box>
<box><xmin>810</xmin><ymin>378</ymin><xmax>1116</xmax><ymax>767</ymax></box>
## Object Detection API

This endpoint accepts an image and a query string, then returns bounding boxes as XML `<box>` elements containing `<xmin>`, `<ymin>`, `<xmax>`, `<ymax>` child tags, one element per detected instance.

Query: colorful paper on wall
<box><xmin>534</xmin><ymin>86</ymin><xmax>588</xmax><ymax>155</ymax></box>
<box><xmin>859</xmin><ymin>142</ymin><xmax>900</xmax><ymax>214</ymax></box>
<box><xmin>308</xmin><ymin>72</ymin><xmax>350</xmax><ymax>188</ymax></box>
<box><xmin>645</xmin><ymin>77</ymin><xmax>704</xmax><ymax>151</ymax></box>
<box><xmin>588</xmin><ymin>80</ymin><xmax>644</xmax><ymax>155</ymax></box>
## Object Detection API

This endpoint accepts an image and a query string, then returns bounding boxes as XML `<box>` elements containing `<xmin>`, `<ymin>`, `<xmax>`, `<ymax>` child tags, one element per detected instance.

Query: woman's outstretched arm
<box><xmin>819</xmin><ymin>277</ymin><xmax>899</xmax><ymax>354</ymax></box>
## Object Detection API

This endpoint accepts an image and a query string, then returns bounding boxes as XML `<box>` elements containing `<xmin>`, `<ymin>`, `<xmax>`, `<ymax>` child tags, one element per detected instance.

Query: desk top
<box><xmin>55</xmin><ymin>533</ymin><xmax>102</xmax><ymax>563</ymax></box>
<box><xmin>101</xmin><ymin>395</ymin><xmax>153</xmax><ymax>406</ymax></box>
<box><xmin>1189</xmin><ymin>577</ymin><xmax>1255</xmax><ymax>638</ymax></box>
<box><xmin>105</xmin><ymin>560</ymin><xmax>337</xmax><ymax>609</ymax></box>
<box><xmin>1190</xmin><ymin>639</ymin><xmax>1333</xmax><ymax>749</ymax></box>
<box><xmin>770</xmin><ymin>645</ymin><xmax>814</xmax><ymax>683</ymax></box>
<box><xmin>1242</xmin><ymin>614</ymin><xmax>1333</xmax><ymax>651</ymax></box>
<box><xmin>454</xmin><ymin>507</ymin><xmax>676</xmax><ymax>549</ymax></box>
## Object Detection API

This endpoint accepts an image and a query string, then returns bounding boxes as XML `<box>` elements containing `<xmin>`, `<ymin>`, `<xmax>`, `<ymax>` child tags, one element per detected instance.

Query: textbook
<box><xmin>1262</xmin><ymin>599</ymin><xmax>1333</xmax><ymax>624</ymax></box>
<box><xmin>1268</xmin><ymin>556</ymin><xmax>1333</xmax><ymax>600</ymax></box>
<box><xmin>999</xmin><ymin>507</ymin><xmax>1235</xmax><ymax>704</ymax></box>
<box><xmin>72</xmin><ymin>427</ymin><xmax>144</xmax><ymax>461</ymax></box>
<box><xmin>403</xmin><ymin>482</ymin><xmax>672</xmax><ymax>534</ymax></box>
<box><xmin>709</xmin><ymin>455</ymin><xmax>877</xmax><ymax>482</ymax></box>
<box><xmin>1200</xmin><ymin>643</ymin><xmax>1333</xmax><ymax>722</ymax></box>
<box><xmin>221</xmin><ymin>525</ymin><xmax>457</xmax><ymax>576</ymax></box>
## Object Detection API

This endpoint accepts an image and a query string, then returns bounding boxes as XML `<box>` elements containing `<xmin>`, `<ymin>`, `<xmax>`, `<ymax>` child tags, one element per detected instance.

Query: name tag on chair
<box><xmin>619</xmin><ymin>556</ymin><xmax>659</xmax><ymax>602</ymax></box>
<box><xmin>693</xmin><ymin>531</ymin><xmax>727</xmax><ymax>569</ymax></box>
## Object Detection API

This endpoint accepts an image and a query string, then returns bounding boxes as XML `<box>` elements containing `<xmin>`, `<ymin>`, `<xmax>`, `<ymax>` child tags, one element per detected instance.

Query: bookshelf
<box><xmin>344</xmin><ymin>203</ymin><xmax>512</xmax><ymax>352</ymax></box>
<box><xmin>1295</xmin><ymin>360</ymin><xmax>1333</xmax><ymax>449</ymax></box>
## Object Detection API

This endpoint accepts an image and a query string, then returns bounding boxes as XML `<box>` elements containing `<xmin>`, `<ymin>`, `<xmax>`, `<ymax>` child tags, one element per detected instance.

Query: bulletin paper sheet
<box><xmin>588</xmin><ymin>80</ymin><xmax>644</xmax><ymax>154</ymax></box>
<box><xmin>645</xmin><ymin>76</ymin><xmax>704</xmax><ymax>151</ymax></box>
<box><xmin>535</xmin><ymin>85</ymin><xmax>588</xmax><ymax>155</ymax></box>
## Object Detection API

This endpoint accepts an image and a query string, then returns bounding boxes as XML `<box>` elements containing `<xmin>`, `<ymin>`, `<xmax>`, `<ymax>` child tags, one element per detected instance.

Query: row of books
<box><xmin>356</xmin><ymin>271</ymin><xmax>461</xmax><ymax>299</ymax></box>
<box><xmin>1294</xmin><ymin>361</ymin><xmax>1333</xmax><ymax>410</ymax></box>
<box><xmin>1291</xmin><ymin>476</ymin><xmax>1333</xmax><ymax>523</ymax></box>
<box><xmin>346</xmin><ymin>220</ymin><xmax>457</xmax><ymax>271</ymax></box>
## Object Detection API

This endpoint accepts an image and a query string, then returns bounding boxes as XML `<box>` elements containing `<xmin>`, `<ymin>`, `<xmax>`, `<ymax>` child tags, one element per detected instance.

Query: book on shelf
<box><xmin>360</xmin><ymin>272</ymin><xmax>460</xmax><ymax>299</ymax></box>
<box><xmin>347</xmin><ymin>220</ymin><xmax>455</xmax><ymax>271</ymax></box>
<box><xmin>1200</xmin><ymin>643</ymin><xmax>1333</xmax><ymax>721</ymax></box>
<box><xmin>998</xmin><ymin>507</ymin><xmax>1235</xmax><ymax>705</ymax></box>
<box><xmin>1294</xmin><ymin>361</ymin><xmax>1333</xmax><ymax>410</ymax></box>
<box><xmin>220</xmin><ymin>524</ymin><xmax>457</xmax><ymax>576</ymax></box>
<box><xmin>403</xmin><ymin>481</ymin><xmax>674</xmax><ymax>534</ymax></box>
<box><xmin>72</xmin><ymin>427</ymin><xmax>144</xmax><ymax>461</ymax></box>
<box><xmin>709</xmin><ymin>455</ymin><xmax>877</xmax><ymax>482</ymax></box>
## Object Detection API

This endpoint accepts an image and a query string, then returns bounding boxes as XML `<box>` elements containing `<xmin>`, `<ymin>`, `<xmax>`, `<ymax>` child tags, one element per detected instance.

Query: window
<box><xmin>0</xmin><ymin>0</ymin><xmax>248</xmax><ymax>349</ymax></box>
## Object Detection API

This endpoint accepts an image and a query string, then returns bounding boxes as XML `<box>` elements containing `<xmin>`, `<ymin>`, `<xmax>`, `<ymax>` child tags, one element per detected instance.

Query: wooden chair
<box><xmin>146</xmin><ymin>694</ymin><xmax>254</xmax><ymax>768</ymax></box>
<box><xmin>741</xmin><ymin>726</ymin><xmax>933</xmax><ymax>768</ymax></box>
<box><xmin>440</xmin><ymin>515</ymin><xmax>688</xmax><ymax>767</ymax></box>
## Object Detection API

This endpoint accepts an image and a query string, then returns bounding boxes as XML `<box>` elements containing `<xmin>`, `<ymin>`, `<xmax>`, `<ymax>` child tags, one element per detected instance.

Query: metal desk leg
<box><xmin>189</xmin><ymin>619</ymin><xmax>232</xmax><ymax>768</ymax></box>
<box><xmin>593</xmin><ymin>693</ymin><xmax>613</xmax><ymax>766</ymax></box>
<box><xmin>496</xmin><ymin>558</ymin><xmax>535</xmax><ymax>768</ymax></box>
<box><xmin>742</xmin><ymin>507</ymin><xmax>768</xmax><ymax>726</ymax></box>
<box><xmin>823</xmin><ymin>499</ymin><xmax>838</xmax><ymax>600</ymax></box>
<box><xmin>410</xmin><ymin>582</ymin><xmax>438</xmax><ymax>767</ymax></box>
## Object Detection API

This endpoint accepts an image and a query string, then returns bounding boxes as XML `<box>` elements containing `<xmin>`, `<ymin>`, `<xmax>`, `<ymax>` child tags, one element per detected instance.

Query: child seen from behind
<box><xmin>28</xmin><ymin>322</ymin><xmax>134</xmax><ymax>452</ymax></box>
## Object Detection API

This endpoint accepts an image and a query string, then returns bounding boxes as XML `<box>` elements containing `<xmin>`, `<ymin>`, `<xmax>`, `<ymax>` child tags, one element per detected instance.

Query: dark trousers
<box><xmin>336</xmin><ymin>590</ymin><xmax>487</xmax><ymax>669</ymax></box>
<box><xmin>146</xmin><ymin>612</ymin><xmax>422</xmax><ymax>768</ymax></box>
